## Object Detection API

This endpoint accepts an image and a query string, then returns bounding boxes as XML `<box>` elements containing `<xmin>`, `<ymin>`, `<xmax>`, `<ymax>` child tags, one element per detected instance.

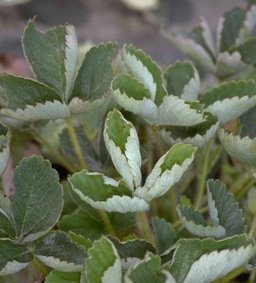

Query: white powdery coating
<box><xmin>0</xmin><ymin>261</ymin><xmax>29</xmax><ymax>276</ymax></box>
<box><xmin>236</xmin><ymin>5</ymin><xmax>256</xmax><ymax>45</ymax></box>
<box><xmin>206</xmin><ymin>95</ymin><xmax>256</xmax><ymax>125</ymax></box>
<box><xmin>125</xmin><ymin>128</ymin><xmax>142</xmax><ymax>188</ymax></box>
<box><xmin>123</xmin><ymin>48</ymin><xmax>157</xmax><ymax>101</ymax></box>
<box><xmin>216</xmin><ymin>51</ymin><xmax>246</xmax><ymax>78</ymax></box>
<box><xmin>136</xmin><ymin>152</ymin><xmax>194</xmax><ymax>201</ymax></box>
<box><xmin>101</xmin><ymin>249</ymin><xmax>122</xmax><ymax>283</ymax></box>
<box><xmin>177</xmin><ymin>209</ymin><xmax>226</xmax><ymax>239</ymax></box>
<box><xmin>183</xmin><ymin>245</ymin><xmax>255</xmax><ymax>283</ymax></box>
<box><xmin>219</xmin><ymin>129</ymin><xmax>256</xmax><ymax>166</ymax></box>
<box><xmin>163</xmin><ymin>31</ymin><xmax>216</xmax><ymax>72</ymax></box>
<box><xmin>1</xmin><ymin>100</ymin><xmax>71</xmax><ymax>122</ymax></box>
<box><xmin>158</xmin><ymin>95</ymin><xmax>205</xmax><ymax>126</ymax></box>
<box><xmin>112</xmin><ymin>88</ymin><xmax>158</xmax><ymax>125</ymax></box>
<box><xmin>72</xmin><ymin>187</ymin><xmax>149</xmax><ymax>213</ymax></box>
<box><xmin>105</xmin><ymin>137</ymin><xmax>135</xmax><ymax>190</ymax></box>
<box><xmin>160</xmin><ymin>121</ymin><xmax>219</xmax><ymax>147</ymax></box>
<box><xmin>69</xmin><ymin>97</ymin><xmax>107</xmax><ymax>114</ymax></box>
<box><xmin>121</xmin><ymin>0</ymin><xmax>158</xmax><ymax>12</ymax></box>
<box><xmin>64</xmin><ymin>25</ymin><xmax>78</xmax><ymax>101</ymax></box>
<box><xmin>161</xmin><ymin>270</ymin><xmax>177</xmax><ymax>283</ymax></box>
<box><xmin>35</xmin><ymin>255</ymin><xmax>83</xmax><ymax>272</ymax></box>
<box><xmin>200</xmin><ymin>17</ymin><xmax>217</xmax><ymax>57</ymax></box>
<box><xmin>180</xmin><ymin>65</ymin><xmax>200</xmax><ymax>101</ymax></box>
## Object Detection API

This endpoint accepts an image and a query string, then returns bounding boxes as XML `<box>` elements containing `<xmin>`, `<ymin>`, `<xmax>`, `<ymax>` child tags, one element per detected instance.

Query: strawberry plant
<box><xmin>1</xmin><ymin>2</ymin><xmax>256</xmax><ymax>282</ymax></box>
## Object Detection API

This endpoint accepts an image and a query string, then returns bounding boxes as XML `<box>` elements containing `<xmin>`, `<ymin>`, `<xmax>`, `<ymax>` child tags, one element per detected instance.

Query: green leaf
<box><xmin>59</xmin><ymin>213</ymin><xmax>104</xmax><ymax>240</ymax></box>
<box><xmin>240</xmin><ymin>105</ymin><xmax>256</xmax><ymax>138</ymax></box>
<box><xmin>34</xmin><ymin>231</ymin><xmax>86</xmax><ymax>272</ymax></box>
<box><xmin>59</xmin><ymin>126</ymin><xmax>100</xmax><ymax>171</ymax></box>
<box><xmin>0</xmin><ymin>193</ymin><xmax>15</xmax><ymax>237</ymax></box>
<box><xmin>170</xmin><ymin>235</ymin><xmax>255</xmax><ymax>283</ymax></box>
<box><xmin>231</xmin><ymin>37</ymin><xmax>256</xmax><ymax>65</ymax></box>
<box><xmin>164</xmin><ymin>61</ymin><xmax>200</xmax><ymax>101</ymax></box>
<box><xmin>0</xmin><ymin>123</ymin><xmax>10</xmax><ymax>176</ymax></box>
<box><xmin>152</xmin><ymin>217</ymin><xmax>175</xmax><ymax>254</ymax></box>
<box><xmin>104</xmin><ymin>110</ymin><xmax>142</xmax><ymax>189</ymax></box>
<box><xmin>135</xmin><ymin>144</ymin><xmax>196</xmax><ymax>201</ymax></box>
<box><xmin>69</xmin><ymin>171</ymin><xmax>149</xmax><ymax>213</ymax></box>
<box><xmin>23</xmin><ymin>20</ymin><xmax>78</xmax><ymax>100</ymax></box>
<box><xmin>218</xmin><ymin>7</ymin><xmax>245</xmax><ymax>52</ymax></box>
<box><xmin>45</xmin><ymin>270</ymin><xmax>81</xmax><ymax>283</ymax></box>
<box><xmin>207</xmin><ymin>179</ymin><xmax>245</xmax><ymax>236</ymax></box>
<box><xmin>11</xmin><ymin>156</ymin><xmax>63</xmax><ymax>242</ymax></box>
<box><xmin>0</xmin><ymin>240</ymin><xmax>32</xmax><ymax>276</ymax></box>
<box><xmin>87</xmin><ymin>237</ymin><xmax>122</xmax><ymax>283</ymax></box>
<box><xmin>163</xmin><ymin>30</ymin><xmax>215</xmax><ymax>72</ymax></box>
<box><xmin>177</xmin><ymin>196</ymin><xmax>226</xmax><ymax>239</ymax></box>
<box><xmin>0</xmin><ymin>76</ymin><xmax>61</xmax><ymax>111</ymax></box>
<box><xmin>123</xmin><ymin>45</ymin><xmax>166</xmax><ymax>106</ymax></box>
<box><xmin>218</xmin><ymin>128</ymin><xmax>256</xmax><ymax>167</ymax></box>
<box><xmin>72</xmin><ymin>42</ymin><xmax>118</xmax><ymax>101</ymax></box>
<box><xmin>216</xmin><ymin>51</ymin><xmax>246</xmax><ymax>78</ymax></box>
<box><xmin>160</xmin><ymin>112</ymin><xmax>219</xmax><ymax>147</ymax></box>
<box><xmin>200</xmin><ymin>80</ymin><xmax>256</xmax><ymax>124</ymax></box>
<box><xmin>188</xmin><ymin>17</ymin><xmax>216</xmax><ymax>58</ymax></box>
<box><xmin>110</xmin><ymin>237</ymin><xmax>156</xmax><ymax>260</ymax></box>
<box><xmin>124</xmin><ymin>253</ymin><xmax>176</xmax><ymax>283</ymax></box>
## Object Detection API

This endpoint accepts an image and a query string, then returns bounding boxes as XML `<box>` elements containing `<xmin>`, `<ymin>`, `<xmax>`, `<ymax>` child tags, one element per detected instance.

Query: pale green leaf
<box><xmin>160</xmin><ymin>112</ymin><xmax>219</xmax><ymax>147</ymax></box>
<box><xmin>11</xmin><ymin>156</ymin><xmax>63</xmax><ymax>242</ymax></box>
<box><xmin>124</xmin><ymin>253</ymin><xmax>176</xmax><ymax>283</ymax></box>
<box><xmin>23</xmin><ymin>20</ymin><xmax>78</xmax><ymax>100</ymax></box>
<box><xmin>152</xmin><ymin>217</ymin><xmax>175</xmax><ymax>254</ymax></box>
<box><xmin>87</xmin><ymin>237</ymin><xmax>122</xmax><ymax>283</ymax></box>
<box><xmin>123</xmin><ymin>45</ymin><xmax>166</xmax><ymax>106</ymax></box>
<box><xmin>201</xmin><ymin>80</ymin><xmax>256</xmax><ymax>124</ymax></box>
<box><xmin>216</xmin><ymin>51</ymin><xmax>246</xmax><ymax>78</ymax></box>
<box><xmin>164</xmin><ymin>61</ymin><xmax>200</xmax><ymax>101</ymax></box>
<box><xmin>217</xmin><ymin>7</ymin><xmax>245</xmax><ymax>52</ymax></box>
<box><xmin>72</xmin><ymin>42</ymin><xmax>118</xmax><ymax>101</ymax></box>
<box><xmin>170</xmin><ymin>235</ymin><xmax>255</xmax><ymax>283</ymax></box>
<box><xmin>207</xmin><ymin>180</ymin><xmax>245</xmax><ymax>236</ymax></box>
<box><xmin>162</xmin><ymin>30</ymin><xmax>215</xmax><ymax>72</ymax></box>
<box><xmin>104</xmin><ymin>110</ymin><xmax>142</xmax><ymax>189</ymax></box>
<box><xmin>158</xmin><ymin>97</ymin><xmax>205</xmax><ymax>126</ymax></box>
<box><xmin>45</xmin><ymin>270</ymin><xmax>81</xmax><ymax>283</ymax></box>
<box><xmin>135</xmin><ymin>144</ymin><xmax>196</xmax><ymax>201</ymax></box>
<box><xmin>0</xmin><ymin>240</ymin><xmax>32</xmax><ymax>276</ymax></box>
<box><xmin>34</xmin><ymin>231</ymin><xmax>86</xmax><ymax>272</ymax></box>
<box><xmin>219</xmin><ymin>128</ymin><xmax>256</xmax><ymax>166</ymax></box>
<box><xmin>69</xmin><ymin>171</ymin><xmax>149</xmax><ymax>213</ymax></box>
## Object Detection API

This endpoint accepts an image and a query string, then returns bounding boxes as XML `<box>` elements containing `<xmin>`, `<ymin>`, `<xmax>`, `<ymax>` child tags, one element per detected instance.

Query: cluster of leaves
<box><xmin>1</xmin><ymin>1</ymin><xmax>256</xmax><ymax>282</ymax></box>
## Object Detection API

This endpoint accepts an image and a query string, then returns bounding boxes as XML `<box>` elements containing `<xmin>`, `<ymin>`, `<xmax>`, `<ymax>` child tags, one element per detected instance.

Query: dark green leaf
<box><xmin>0</xmin><ymin>76</ymin><xmax>61</xmax><ymax>111</ymax></box>
<box><xmin>45</xmin><ymin>270</ymin><xmax>81</xmax><ymax>283</ymax></box>
<box><xmin>240</xmin><ymin>105</ymin><xmax>256</xmax><ymax>138</ymax></box>
<box><xmin>152</xmin><ymin>217</ymin><xmax>175</xmax><ymax>254</ymax></box>
<box><xmin>231</xmin><ymin>37</ymin><xmax>256</xmax><ymax>65</ymax></box>
<box><xmin>11</xmin><ymin>156</ymin><xmax>63</xmax><ymax>241</ymax></box>
<box><xmin>0</xmin><ymin>240</ymin><xmax>32</xmax><ymax>276</ymax></box>
<box><xmin>59</xmin><ymin>213</ymin><xmax>104</xmax><ymax>240</ymax></box>
<box><xmin>0</xmin><ymin>193</ymin><xmax>15</xmax><ymax>237</ymax></box>
<box><xmin>207</xmin><ymin>179</ymin><xmax>245</xmax><ymax>236</ymax></box>
<box><xmin>219</xmin><ymin>7</ymin><xmax>245</xmax><ymax>52</ymax></box>
<box><xmin>34</xmin><ymin>231</ymin><xmax>86</xmax><ymax>272</ymax></box>
<box><xmin>72</xmin><ymin>42</ymin><xmax>118</xmax><ymax>101</ymax></box>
